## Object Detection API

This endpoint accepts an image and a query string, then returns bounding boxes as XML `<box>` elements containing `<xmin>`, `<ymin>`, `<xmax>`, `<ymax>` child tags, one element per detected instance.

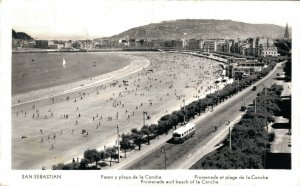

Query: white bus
<box><xmin>172</xmin><ymin>123</ymin><xmax>196</xmax><ymax>142</ymax></box>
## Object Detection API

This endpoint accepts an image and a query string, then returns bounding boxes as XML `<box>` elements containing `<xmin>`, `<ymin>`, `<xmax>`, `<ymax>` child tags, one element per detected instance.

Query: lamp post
<box><xmin>161</xmin><ymin>146</ymin><xmax>167</xmax><ymax>170</ymax></box>
<box><xmin>143</xmin><ymin>111</ymin><xmax>147</xmax><ymax>126</ymax></box>
<box><xmin>183</xmin><ymin>99</ymin><xmax>186</xmax><ymax>125</ymax></box>
<box><xmin>229</xmin><ymin>127</ymin><xmax>232</xmax><ymax>150</ymax></box>
<box><xmin>117</xmin><ymin>124</ymin><xmax>120</xmax><ymax>163</ymax></box>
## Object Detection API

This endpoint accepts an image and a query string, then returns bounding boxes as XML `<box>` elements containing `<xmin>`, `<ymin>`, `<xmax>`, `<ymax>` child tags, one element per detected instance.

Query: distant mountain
<box><xmin>12</xmin><ymin>29</ymin><xmax>33</xmax><ymax>40</ymax></box>
<box><xmin>103</xmin><ymin>19</ymin><xmax>286</xmax><ymax>40</ymax></box>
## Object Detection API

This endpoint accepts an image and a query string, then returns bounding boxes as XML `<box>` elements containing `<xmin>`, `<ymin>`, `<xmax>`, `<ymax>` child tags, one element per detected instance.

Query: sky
<box><xmin>9</xmin><ymin>0</ymin><xmax>299</xmax><ymax>40</ymax></box>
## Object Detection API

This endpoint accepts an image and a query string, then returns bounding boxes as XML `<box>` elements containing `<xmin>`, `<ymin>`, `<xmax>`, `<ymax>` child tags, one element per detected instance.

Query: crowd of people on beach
<box><xmin>13</xmin><ymin>53</ymin><xmax>223</xmax><ymax>168</ymax></box>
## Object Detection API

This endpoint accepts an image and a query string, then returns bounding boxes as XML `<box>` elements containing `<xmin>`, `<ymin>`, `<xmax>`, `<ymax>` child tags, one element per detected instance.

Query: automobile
<box><xmin>252</xmin><ymin>86</ymin><xmax>257</xmax><ymax>91</ymax></box>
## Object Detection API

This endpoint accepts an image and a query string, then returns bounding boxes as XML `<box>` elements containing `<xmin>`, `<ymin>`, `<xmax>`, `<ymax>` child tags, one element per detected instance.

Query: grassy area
<box><xmin>12</xmin><ymin>52</ymin><xmax>131</xmax><ymax>94</ymax></box>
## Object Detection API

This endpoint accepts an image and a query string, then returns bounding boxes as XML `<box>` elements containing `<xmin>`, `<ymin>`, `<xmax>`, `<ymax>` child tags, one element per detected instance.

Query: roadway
<box><xmin>109</xmin><ymin>61</ymin><xmax>284</xmax><ymax>170</ymax></box>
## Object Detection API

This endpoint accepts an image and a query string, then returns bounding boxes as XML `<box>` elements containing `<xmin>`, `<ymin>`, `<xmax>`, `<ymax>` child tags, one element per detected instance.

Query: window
<box><xmin>173</xmin><ymin>133</ymin><xmax>181</xmax><ymax>137</ymax></box>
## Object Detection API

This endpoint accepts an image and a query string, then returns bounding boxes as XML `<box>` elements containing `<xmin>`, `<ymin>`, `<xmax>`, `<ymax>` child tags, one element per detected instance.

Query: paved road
<box><xmin>109</xmin><ymin>62</ymin><xmax>283</xmax><ymax>170</ymax></box>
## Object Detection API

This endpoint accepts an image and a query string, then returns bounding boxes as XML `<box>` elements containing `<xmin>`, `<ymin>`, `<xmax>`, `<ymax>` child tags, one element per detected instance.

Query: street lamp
<box><xmin>143</xmin><ymin>111</ymin><xmax>147</xmax><ymax>126</ymax></box>
<box><xmin>183</xmin><ymin>99</ymin><xmax>186</xmax><ymax>125</ymax></box>
<box><xmin>161</xmin><ymin>146</ymin><xmax>167</xmax><ymax>170</ymax></box>
<box><xmin>116</xmin><ymin>124</ymin><xmax>120</xmax><ymax>163</ymax></box>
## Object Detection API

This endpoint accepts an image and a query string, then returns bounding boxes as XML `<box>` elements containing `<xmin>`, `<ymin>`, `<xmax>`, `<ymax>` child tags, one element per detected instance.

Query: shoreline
<box><xmin>12</xmin><ymin>52</ymin><xmax>224</xmax><ymax>169</ymax></box>
<box><xmin>12</xmin><ymin>54</ymin><xmax>150</xmax><ymax>106</ymax></box>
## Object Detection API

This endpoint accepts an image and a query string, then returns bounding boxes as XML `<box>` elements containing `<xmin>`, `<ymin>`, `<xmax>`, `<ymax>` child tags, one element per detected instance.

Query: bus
<box><xmin>172</xmin><ymin>123</ymin><xmax>196</xmax><ymax>143</ymax></box>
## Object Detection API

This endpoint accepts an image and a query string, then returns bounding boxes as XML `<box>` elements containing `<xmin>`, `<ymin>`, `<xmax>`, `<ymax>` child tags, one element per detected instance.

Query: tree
<box><xmin>193</xmin><ymin>84</ymin><xmax>283</xmax><ymax>169</ymax></box>
<box><xmin>120</xmin><ymin>134</ymin><xmax>132</xmax><ymax>158</ymax></box>
<box><xmin>148</xmin><ymin>124</ymin><xmax>158</xmax><ymax>138</ymax></box>
<box><xmin>52</xmin><ymin>163</ymin><xmax>65</xmax><ymax>170</ymax></box>
<box><xmin>131</xmin><ymin>128</ymin><xmax>143</xmax><ymax>150</ymax></box>
<box><xmin>141</xmin><ymin>125</ymin><xmax>151</xmax><ymax>145</ymax></box>
<box><xmin>106</xmin><ymin>147</ymin><xmax>117</xmax><ymax>166</ymax></box>
<box><xmin>84</xmin><ymin>149</ymin><xmax>98</xmax><ymax>164</ymax></box>
<box><xmin>79</xmin><ymin>158</ymin><xmax>90</xmax><ymax>169</ymax></box>
<box><xmin>169</xmin><ymin>114</ymin><xmax>179</xmax><ymax>129</ymax></box>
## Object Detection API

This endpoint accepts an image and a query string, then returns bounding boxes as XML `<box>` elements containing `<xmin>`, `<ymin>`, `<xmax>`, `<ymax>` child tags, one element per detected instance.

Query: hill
<box><xmin>12</xmin><ymin>29</ymin><xmax>33</xmax><ymax>40</ymax></box>
<box><xmin>104</xmin><ymin>19</ymin><xmax>285</xmax><ymax>40</ymax></box>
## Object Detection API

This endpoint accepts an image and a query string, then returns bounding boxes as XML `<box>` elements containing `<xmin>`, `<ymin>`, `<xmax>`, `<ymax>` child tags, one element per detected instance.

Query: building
<box><xmin>255</xmin><ymin>37</ymin><xmax>278</xmax><ymax>57</ymax></box>
<box><xmin>135</xmin><ymin>39</ymin><xmax>145</xmax><ymax>47</ymax></box>
<box><xmin>35</xmin><ymin>40</ymin><xmax>49</xmax><ymax>49</ymax></box>
<box><xmin>259</xmin><ymin>46</ymin><xmax>279</xmax><ymax>57</ymax></box>
<box><xmin>147</xmin><ymin>40</ymin><xmax>165</xmax><ymax>48</ymax></box>
<box><xmin>239</xmin><ymin>43</ymin><xmax>251</xmax><ymax>55</ymax></box>
<box><xmin>64</xmin><ymin>42</ymin><xmax>72</xmax><ymax>48</ymax></box>
<box><xmin>230</xmin><ymin>61</ymin><xmax>264</xmax><ymax>78</ymax></box>
<box><xmin>118</xmin><ymin>39</ymin><xmax>128</xmax><ymax>47</ymax></box>
<box><xmin>163</xmin><ymin>40</ymin><xmax>174</xmax><ymax>48</ymax></box>
<box><xmin>162</xmin><ymin>40</ymin><xmax>183</xmax><ymax>49</ymax></box>
<box><xmin>247</xmin><ymin>38</ymin><xmax>255</xmax><ymax>56</ymax></box>
<box><xmin>199</xmin><ymin>39</ymin><xmax>204</xmax><ymax>50</ymax></box>
<box><xmin>174</xmin><ymin>40</ymin><xmax>184</xmax><ymax>48</ymax></box>
<box><xmin>233</xmin><ymin>41</ymin><xmax>241</xmax><ymax>54</ymax></box>
<box><xmin>255</xmin><ymin>37</ymin><xmax>274</xmax><ymax>56</ymax></box>
<box><xmin>228</xmin><ymin>57</ymin><xmax>247</xmax><ymax>64</ymax></box>
<box><xmin>22</xmin><ymin>41</ymin><xmax>35</xmax><ymax>48</ymax></box>
<box><xmin>221</xmin><ymin>40</ymin><xmax>233</xmax><ymax>53</ymax></box>
<box><xmin>72</xmin><ymin>41</ymin><xmax>81</xmax><ymax>49</ymax></box>
<box><xmin>128</xmin><ymin>39</ymin><xmax>136</xmax><ymax>47</ymax></box>
<box><xmin>48</xmin><ymin>44</ymin><xmax>63</xmax><ymax>49</ymax></box>
<box><xmin>187</xmin><ymin>39</ymin><xmax>200</xmax><ymax>49</ymax></box>
<box><xmin>203</xmin><ymin>40</ymin><xmax>217</xmax><ymax>52</ymax></box>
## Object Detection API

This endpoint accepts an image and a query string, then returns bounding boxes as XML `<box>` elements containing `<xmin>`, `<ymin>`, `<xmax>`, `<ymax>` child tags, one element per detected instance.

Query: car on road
<box><xmin>240</xmin><ymin>106</ymin><xmax>247</xmax><ymax>111</ymax></box>
<box><xmin>252</xmin><ymin>86</ymin><xmax>257</xmax><ymax>91</ymax></box>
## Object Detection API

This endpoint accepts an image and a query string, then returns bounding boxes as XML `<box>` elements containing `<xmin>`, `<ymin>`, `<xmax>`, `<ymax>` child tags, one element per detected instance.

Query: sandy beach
<box><xmin>12</xmin><ymin>52</ymin><xmax>222</xmax><ymax>169</ymax></box>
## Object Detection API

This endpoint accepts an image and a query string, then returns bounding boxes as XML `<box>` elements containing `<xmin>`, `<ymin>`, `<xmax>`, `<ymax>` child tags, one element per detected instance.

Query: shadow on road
<box><xmin>271</xmin><ymin>122</ymin><xmax>291</xmax><ymax>129</ymax></box>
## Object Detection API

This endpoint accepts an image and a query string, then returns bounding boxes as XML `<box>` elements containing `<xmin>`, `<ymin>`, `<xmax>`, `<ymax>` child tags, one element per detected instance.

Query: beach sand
<box><xmin>11</xmin><ymin>52</ymin><xmax>222</xmax><ymax>169</ymax></box>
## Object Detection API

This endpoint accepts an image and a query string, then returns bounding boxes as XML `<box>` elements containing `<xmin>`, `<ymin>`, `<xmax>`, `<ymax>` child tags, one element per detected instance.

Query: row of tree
<box><xmin>191</xmin><ymin>84</ymin><xmax>283</xmax><ymax>169</ymax></box>
<box><xmin>52</xmin><ymin>61</ymin><xmax>278</xmax><ymax>170</ymax></box>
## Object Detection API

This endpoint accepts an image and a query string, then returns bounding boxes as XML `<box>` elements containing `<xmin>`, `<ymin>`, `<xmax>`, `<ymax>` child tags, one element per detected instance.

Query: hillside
<box><xmin>12</xmin><ymin>29</ymin><xmax>33</xmax><ymax>40</ymax></box>
<box><xmin>105</xmin><ymin>19</ymin><xmax>285</xmax><ymax>40</ymax></box>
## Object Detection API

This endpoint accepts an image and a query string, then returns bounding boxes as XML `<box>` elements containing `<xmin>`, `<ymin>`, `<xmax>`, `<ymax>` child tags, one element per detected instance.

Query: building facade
<box><xmin>203</xmin><ymin>40</ymin><xmax>217</xmax><ymax>52</ymax></box>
